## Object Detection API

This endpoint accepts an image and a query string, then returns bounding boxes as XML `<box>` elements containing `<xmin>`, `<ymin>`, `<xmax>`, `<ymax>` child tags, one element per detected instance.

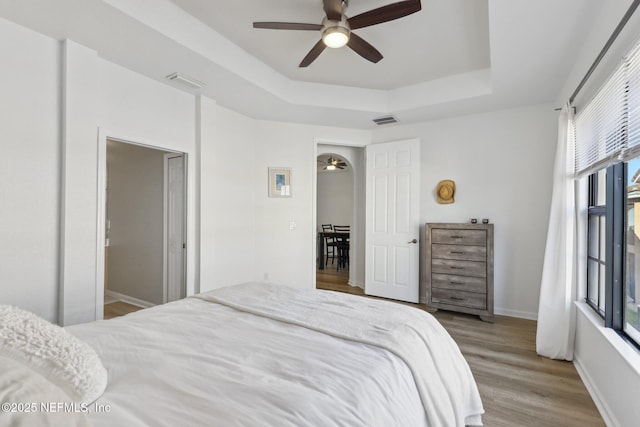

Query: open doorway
<box><xmin>315</xmin><ymin>144</ymin><xmax>365</xmax><ymax>295</ymax></box>
<box><xmin>104</xmin><ymin>139</ymin><xmax>187</xmax><ymax>318</ymax></box>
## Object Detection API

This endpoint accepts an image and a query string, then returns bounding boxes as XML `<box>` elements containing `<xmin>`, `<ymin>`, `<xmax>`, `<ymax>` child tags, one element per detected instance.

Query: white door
<box><xmin>165</xmin><ymin>154</ymin><xmax>185</xmax><ymax>302</ymax></box>
<box><xmin>365</xmin><ymin>139</ymin><xmax>420</xmax><ymax>303</ymax></box>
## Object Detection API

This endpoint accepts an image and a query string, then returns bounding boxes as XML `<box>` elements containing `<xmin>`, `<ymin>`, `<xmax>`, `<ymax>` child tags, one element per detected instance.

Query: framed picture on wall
<box><xmin>268</xmin><ymin>167</ymin><xmax>292</xmax><ymax>197</ymax></box>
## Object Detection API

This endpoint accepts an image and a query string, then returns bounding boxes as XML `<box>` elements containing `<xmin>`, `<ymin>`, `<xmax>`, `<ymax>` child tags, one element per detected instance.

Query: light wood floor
<box><xmin>104</xmin><ymin>301</ymin><xmax>143</xmax><ymax>319</ymax></box>
<box><xmin>316</xmin><ymin>266</ymin><xmax>605</xmax><ymax>427</ymax></box>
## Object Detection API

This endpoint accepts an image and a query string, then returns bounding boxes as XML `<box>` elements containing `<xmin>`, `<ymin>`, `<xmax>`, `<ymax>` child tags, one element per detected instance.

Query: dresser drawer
<box><xmin>431</xmin><ymin>258</ymin><xmax>487</xmax><ymax>277</ymax></box>
<box><xmin>431</xmin><ymin>229</ymin><xmax>486</xmax><ymax>246</ymax></box>
<box><xmin>431</xmin><ymin>288</ymin><xmax>487</xmax><ymax>310</ymax></box>
<box><xmin>432</xmin><ymin>244</ymin><xmax>486</xmax><ymax>262</ymax></box>
<box><xmin>431</xmin><ymin>273</ymin><xmax>487</xmax><ymax>293</ymax></box>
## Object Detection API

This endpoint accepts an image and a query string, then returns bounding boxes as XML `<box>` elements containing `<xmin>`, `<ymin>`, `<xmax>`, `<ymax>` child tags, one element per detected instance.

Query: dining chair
<box><xmin>321</xmin><ymin>224</ymin><xmax>337</xmax><ymax>266</ymax></box>
<box><xmin>332</xmin><ymin>225</ymin><xmax>350</xmax><ymax>271</ymax></box>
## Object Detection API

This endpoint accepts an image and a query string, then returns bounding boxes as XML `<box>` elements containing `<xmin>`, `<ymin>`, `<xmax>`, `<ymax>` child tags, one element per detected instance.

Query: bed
<box><xmin>0</xmin><ymin>282</ymin><xmax>484</xmax><ymax>426</ymax></box>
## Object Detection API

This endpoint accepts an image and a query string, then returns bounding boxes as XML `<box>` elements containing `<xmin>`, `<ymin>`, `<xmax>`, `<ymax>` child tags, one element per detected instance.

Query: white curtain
<box><xmin>536</xmin><ymin>104</ymin><xmax>578</xmax><ymax>361</ymax></box>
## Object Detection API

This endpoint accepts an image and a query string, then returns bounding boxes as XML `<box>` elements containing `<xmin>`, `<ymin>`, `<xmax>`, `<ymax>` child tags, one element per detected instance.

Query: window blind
<box><xmin>574</xmin><ymin>38</ymin><xmax>640</xmax><ymax>176</ymax></box>
<box><xmin>628</xmin><ymin>42</ymin><xmax>640</xmax><ymax>150</ymax></box>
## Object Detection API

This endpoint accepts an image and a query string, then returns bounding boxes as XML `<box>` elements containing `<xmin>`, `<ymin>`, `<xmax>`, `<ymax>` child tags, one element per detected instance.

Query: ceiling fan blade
<box><xmin>337</xmin><ymin>166</ymin><xmax>345</xmax><ymax>169</ymax></box>
<box><xmin>300</xmin><ymin>40</ymin><xmax>327</xmax><ymax>67</ymax></box>
<box><xmin>253</xmin><ymin>22</ymin><xmax>323</xmax><ymax>31</ymax></box>
<box><xmin>323</xmin><ymin>0</ymin><xmax>343</xmax><ymax>21</ymax></box>
<box><xmin>347</xmin><ymin>33</ymin><xmax>383</xmax><ymax>63</ymax></box>
<box><xmin>348</xmin><ymin>0</ymin><xmax>421</xmax><ymax>30</ymax></box>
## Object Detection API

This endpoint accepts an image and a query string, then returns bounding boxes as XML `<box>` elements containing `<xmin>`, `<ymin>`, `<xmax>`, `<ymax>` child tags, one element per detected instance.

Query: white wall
<box><xmin>59</xmin><ymin>47</ymin><xmax>198</xmax><ymax>325</ymax></box>
<box><xmin>253</xmin><ymin>122</ymin><xmax>370</xmax><ymax>288</ymax></box>
<box><xmin>0</xmin><ymin>17</ymin><xmax>199</xmax><ymax>324</ymax></box>
<box><xmin>0</xmin><ymin>15</ymin><xmax>558</xmax><ymax>324</ymax></box>
<box><xmin>98</xmin><ymin>56</ymin><xmax>197</xmax><ymax>303</ymax></box>
<box><xmin>196</xmin><ymin>104</ymin><xmax>372</xmax><ymax>292</ymax></box>
<box><xmin>60</xmin><ymin>40</ymin><xmax>99</xmax><ymax>325</ymax></box>
<box><xmin>574</xmin><ymin>303</ymin><xmax>640</xmax><ymax>427</ymax></box>
<box><xmin>0</xmin><ymin>17</ymin><xmax>60</xmax><ymax>322</ymax></box>
<box><xmin>0</xmin><ymin>16</ymin><xmax>373</xmax><ymax>321</ymax></box>
<box><xmin>198</xmin><ymin>102</ymin><xmax>258</xmax><ymax>291</ymax></box>
<box><xmin>0</xmin><ymin>11</ymin><xmax>569</xmax><ymax>328</ymax></box>
<box><xmin>317</xmin><ymin>171</ymin><xmax>353</xmax><ymax>229</ymax></box>
<box><xmin>372</xmin><ymin>104</ymin><xmax>558</xmax><ymax>319</ymax></box>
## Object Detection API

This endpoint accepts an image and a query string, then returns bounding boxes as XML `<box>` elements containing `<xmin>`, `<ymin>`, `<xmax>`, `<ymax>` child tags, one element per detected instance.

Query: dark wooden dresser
<box><xmin>423</xmin><ymin>223</ymin><xmax>494</xmax><ymax>321</ymax></box>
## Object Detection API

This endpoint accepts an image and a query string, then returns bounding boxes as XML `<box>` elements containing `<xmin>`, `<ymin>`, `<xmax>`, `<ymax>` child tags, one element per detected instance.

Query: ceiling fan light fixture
<box><xmin>326</xmin><ymin>165</ymin><xmax>337</xmax><ymax>170</ymax></box>
<box><xmin>322</xmin><ymin>26</ymin><xmax>350</xmax><ymax>48</ymax></box>
<box><xmin>253</xmin><ymin>0</ymin><xmax>422</xmax><ymax>67</ymax></box>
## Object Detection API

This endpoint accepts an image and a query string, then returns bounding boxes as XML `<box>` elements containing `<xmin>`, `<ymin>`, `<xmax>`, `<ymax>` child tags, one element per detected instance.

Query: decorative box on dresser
<box><xmin>423</xmin><ymin>223</ymin><xmax>494</xmax><ymax>322</ymax></box>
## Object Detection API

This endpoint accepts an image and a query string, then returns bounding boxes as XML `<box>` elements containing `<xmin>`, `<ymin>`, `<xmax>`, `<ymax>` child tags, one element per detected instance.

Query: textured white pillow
<box><xmin>0</xmin><ymin>305</ymin><xmax>107</xmax><ymax>404</ymax></box>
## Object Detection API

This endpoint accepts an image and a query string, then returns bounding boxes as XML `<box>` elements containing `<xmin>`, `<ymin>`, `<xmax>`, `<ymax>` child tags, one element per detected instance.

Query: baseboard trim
<box><xmin>105</xmin><ymin>290</ymin><xmax>155</xmax><ymax>309</ymax></box>
<box><xmin>494</xmin><ymin>307</ymin><xmax>538</xmax><ymax>320</ymax></box>
<box><xmin>573</xmin><ymin>354</ymin><xmax>617</xmax><ymax>427</ymax></box>
<box><xmin>347</xmin><ymin>280</ymin><xmax>364</xmax><ymax>289</ymax></box>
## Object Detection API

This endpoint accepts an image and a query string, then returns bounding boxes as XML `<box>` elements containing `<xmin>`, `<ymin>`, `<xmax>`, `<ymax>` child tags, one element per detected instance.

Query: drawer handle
<box><xmin>451</xmin><ymin>236</ymin><xmax>464</xmax><ymax>239</ymax></box>
<box><xmin>450</xmin><ymin>296</ymin><xmax>465</xmax><ymax>301</ymax></box>
<box><xmin>449</xmin><ymin>266</ymin><xmax>464</xmax><ymax>270</ymax></box>
<box><xmin>450</xmin><ymin>281</ymin><xmax>464</xmax><ymax>285</ymax></box>
<box><xmin>450</xmin><ymin>251</ymin><xmax>465</xmax><ymax>254</ymax></box>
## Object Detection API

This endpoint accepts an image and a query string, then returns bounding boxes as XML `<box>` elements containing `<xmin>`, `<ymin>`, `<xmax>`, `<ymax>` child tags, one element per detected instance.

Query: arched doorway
<box><xmin>315</xmin><ymin>145</ymin><xmax>365</xmax><ymax>294</ymax></box>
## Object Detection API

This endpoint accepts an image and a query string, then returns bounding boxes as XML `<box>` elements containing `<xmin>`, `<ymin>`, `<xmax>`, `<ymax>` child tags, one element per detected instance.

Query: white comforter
<box><xmin>68</xmin><ymin>283</ymin><xmax>483</xmax><ymax>427</ymax></box>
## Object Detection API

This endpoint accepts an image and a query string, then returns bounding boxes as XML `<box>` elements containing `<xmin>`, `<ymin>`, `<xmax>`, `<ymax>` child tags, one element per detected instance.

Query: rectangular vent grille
<box><xmin>165</xmin><ymin>72</ymin><xmax>206</xmax><ymax>90</ymax></box>
<box><xmin>373</xmin><ymin>115</ymin><xmax>399</xmax><ymax>125</ymax></box>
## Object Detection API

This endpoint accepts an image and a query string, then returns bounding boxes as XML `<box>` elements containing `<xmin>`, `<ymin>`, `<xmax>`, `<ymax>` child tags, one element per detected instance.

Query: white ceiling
<box><xmin>0</xmin><ymin>0</ymin><xmax>605</xmax><ymax>129</ymax></box>
<box><xmin>170</xmin><ymin>0</ymin><xmax>491</xmax><ymax>90</ymax></box>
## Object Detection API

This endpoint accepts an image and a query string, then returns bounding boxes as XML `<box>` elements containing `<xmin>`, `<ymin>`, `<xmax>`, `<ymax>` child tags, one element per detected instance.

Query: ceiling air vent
<box><xmin>165</xmin><ymin>72</ymin><xmax>206</xmax><ymax>90</ymax></box>
<box><xmin>372</xmin><ymin>115</ymin><xmax>399</xmax><ymax>125</ymax></box>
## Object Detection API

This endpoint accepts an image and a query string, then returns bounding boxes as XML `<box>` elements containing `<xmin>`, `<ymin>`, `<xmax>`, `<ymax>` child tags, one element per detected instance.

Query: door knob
<box><xmin>408</xmin><ymin>239</ymin><xmax>418</xmax><ymax>244</ymax></box>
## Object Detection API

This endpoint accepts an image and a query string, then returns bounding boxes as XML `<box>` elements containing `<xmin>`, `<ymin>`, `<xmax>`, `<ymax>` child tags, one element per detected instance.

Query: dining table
<box><xmin>317</xmin><ymin>231</ymin><xmax>349</xmax><ymax>270</ymax></box>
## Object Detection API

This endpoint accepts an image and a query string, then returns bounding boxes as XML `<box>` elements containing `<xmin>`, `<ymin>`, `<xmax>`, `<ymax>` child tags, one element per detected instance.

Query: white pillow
<box><xmin>0</xmin><ymin>305</ymin><xmax>107</xmax><ymax>404</ymax></box>
<box><xmin>0</xmin><ymin>355</ymin><xmax>92</xmax><ymax>427</ymax></box>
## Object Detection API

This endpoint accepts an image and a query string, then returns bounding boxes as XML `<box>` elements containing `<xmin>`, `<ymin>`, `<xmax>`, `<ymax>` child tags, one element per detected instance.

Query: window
<box><xmin>587</xmin><ymin>169</ymin><xmax>607</xmax><ymax>315</ymax></box>
<box><xmin>579</xmin><ymin>37</ymin><xmax>640</xmax><ymax>348</ymax></box>
<box><xmin>625</xmin><ymin>158</ymin><xmax>640</xmax><ymax>343</ymax></box>
<box><xmin>587</xmin><ymin>160</ymin><xmax>640</xmax><ymax>348</ymax></box>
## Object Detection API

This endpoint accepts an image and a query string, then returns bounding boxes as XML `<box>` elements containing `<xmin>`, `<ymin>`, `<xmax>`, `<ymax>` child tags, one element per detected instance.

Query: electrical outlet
<box><xmin>263</xmin><ymin>272</ymin><xmax>269</xmax><ymax>281</ymax></box>
<box><xmin>289</xmin><ymin>220</ymin><xmax>297</xmax><ymax>230</ymax></box>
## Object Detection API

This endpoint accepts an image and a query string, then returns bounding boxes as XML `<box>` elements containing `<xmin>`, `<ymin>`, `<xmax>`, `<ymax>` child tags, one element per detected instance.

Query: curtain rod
<box><xmin>567</xmin><ymin>0</ymin><xmax>640</xmax><ymax>106</ymax></box>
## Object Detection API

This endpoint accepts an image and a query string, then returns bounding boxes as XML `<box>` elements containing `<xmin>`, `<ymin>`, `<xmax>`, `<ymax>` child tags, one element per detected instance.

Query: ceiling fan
<box><xmin>319</xmin><ymin>156</ymin><xmax>348</xmax><ymax>170</ymax></box>
<box><xmin>253</xmin><ymin>0</ymin><xmax>422</xmax><ymax>67</ymax></box>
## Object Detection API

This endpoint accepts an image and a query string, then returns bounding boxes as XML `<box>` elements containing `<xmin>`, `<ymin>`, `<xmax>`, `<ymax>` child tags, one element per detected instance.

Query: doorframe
<box><xmin>312</xmin><ymin>138</ymin><xmax>367</xmax><ymax>289</ymax></box>
<box><xmin>96</xmin><ymin>129</ymin><xmax>188</xmax><ymax>319</ymax></box>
